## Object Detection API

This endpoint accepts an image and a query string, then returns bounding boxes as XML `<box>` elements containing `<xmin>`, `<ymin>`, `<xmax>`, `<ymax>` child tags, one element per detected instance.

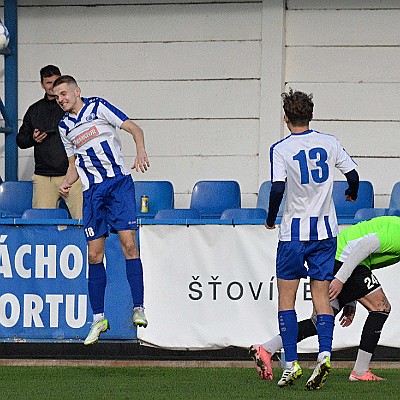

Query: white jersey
<box><xmin>58</xmin><ymin>97</ymin><xmax>131</xmax><ymax>191</ymax></box>
<box><xmin>270</xmin><ymin>129</ymin><xmax>357</xmax><ymax>241</ymax></box>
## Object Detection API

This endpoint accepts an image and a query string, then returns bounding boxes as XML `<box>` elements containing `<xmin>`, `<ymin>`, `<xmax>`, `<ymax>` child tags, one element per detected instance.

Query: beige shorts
<box><xmin>32</xmin><ymin>174</ymin><xmax>83</xmax><ymax>219</ymax></box>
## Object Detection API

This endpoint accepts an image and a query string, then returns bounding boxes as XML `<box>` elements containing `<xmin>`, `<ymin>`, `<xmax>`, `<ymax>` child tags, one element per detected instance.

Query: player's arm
<box><xmin>329</xmin><ymin>235</ymin><xmax>380</xmax><ymax>300</ymax></box>
<box><xmin>16</xmin><ymin>110</ymin><xmax>37</xmax><ymax>148</ymax></box>
<box><xmin>344</xmin><ymin>169</ymin><xmax>359</xmax><ymax>202</ymax></box>
<box><xmin>265</xmin><ymin>181</ymin><xmax>285</xmax><ymax>229</ymax></box>
<box><xmin>59</xmin><ymin>156</ymin><xmax>79</xmax><ymax>199</ymax></box>
<box><xmin>121</xmin><ymin>119</ymin><xmax>150</xmax><ymax>173</ymax></box>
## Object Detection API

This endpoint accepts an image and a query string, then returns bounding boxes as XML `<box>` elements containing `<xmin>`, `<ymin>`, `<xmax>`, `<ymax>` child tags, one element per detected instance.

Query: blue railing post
<box><xmin>4</xmin><ymin>0</ymin><xmax>18</xmax><ymax>181</ymax></box>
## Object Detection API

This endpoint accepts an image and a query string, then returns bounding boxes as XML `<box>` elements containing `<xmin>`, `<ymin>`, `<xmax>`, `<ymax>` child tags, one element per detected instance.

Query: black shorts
<box><xmin>334</xmin><ymin>260</ymin><xmax>382</xmax><ymax>309</ymax></box>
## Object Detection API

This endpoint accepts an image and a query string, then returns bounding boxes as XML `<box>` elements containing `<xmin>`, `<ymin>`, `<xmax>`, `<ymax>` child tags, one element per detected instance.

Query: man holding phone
<box><xmin>16</xmin><ymin>65</ymin><xmax>82</xmax><ymax>218</ymax></box>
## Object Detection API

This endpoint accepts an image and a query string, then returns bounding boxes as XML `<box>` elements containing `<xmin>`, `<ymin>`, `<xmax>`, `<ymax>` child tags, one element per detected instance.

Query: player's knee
<box><xmin>373</xmin><ymin>300</ymin><xmax>391</xmax><ymax>313</ymax></box>
<box><xmin>88</xmin><ymin>250</ymin><xmax>104</xmax><ymax>264</ymax></box>
<box><xmin>120</xmin><ymin>242</ymin><xmax>139</xmax><ymax>259</ymax></box>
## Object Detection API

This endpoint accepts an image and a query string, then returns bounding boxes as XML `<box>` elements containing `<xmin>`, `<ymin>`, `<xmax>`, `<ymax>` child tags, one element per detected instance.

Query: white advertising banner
<box><xmin>138</xmin><ymin>224</ymin><xmax>400</xmax><ymax>351</ymax></box>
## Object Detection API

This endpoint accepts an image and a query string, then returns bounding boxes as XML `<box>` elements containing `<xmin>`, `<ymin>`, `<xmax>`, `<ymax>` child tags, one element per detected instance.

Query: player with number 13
<box><xmin>260</xmin><ymin>89</ymin><xmax>359</xmax><ymax>390</ymax></box>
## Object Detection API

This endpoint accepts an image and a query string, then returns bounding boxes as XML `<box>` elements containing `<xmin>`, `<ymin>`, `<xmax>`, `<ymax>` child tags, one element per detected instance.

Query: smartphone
<box><xmin>44</xmin><ymin>129</ymin><xmax>56</xmax><ymax>135</ymax></box>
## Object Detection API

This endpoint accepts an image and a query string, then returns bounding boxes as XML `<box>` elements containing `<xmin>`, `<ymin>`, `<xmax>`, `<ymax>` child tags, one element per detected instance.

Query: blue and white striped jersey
<box><xmin>58</xmin><ymin>97</ymin><xmax>131</xmax><ymax>191</ymax></box>
<box><xmin>270</xmin><ymin>129</ymin><xmax>357</xmax><ymax>241</ymax></box>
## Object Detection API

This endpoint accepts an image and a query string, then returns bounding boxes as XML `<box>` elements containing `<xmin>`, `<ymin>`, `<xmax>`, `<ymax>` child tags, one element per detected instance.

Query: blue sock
<box><xmin>88</xmin><ymin>262</ymin><xmax>106</xmax><ymax>314</ymax></box>
<box><xmin>316</xmin><ymin>314</ymin><xmax>335</xmax><ymax>354</ymax></box>
<box><xmin>126</xmin><ymin>258</ymin><xmax>144</xmax><ymax>308</ymax></box>
<box><xmin>278</xmin><ymin>310</ymin><xmax>298</xmax><ymax>362</ymax></box>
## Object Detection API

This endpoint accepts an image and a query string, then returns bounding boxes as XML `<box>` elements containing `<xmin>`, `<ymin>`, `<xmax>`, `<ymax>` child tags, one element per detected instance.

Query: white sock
<box><xmin>261</xmin><ymin>334</ymin><xmax>283</xmax><ymax>354</ymax></box>
<box><xmin>318</xmin><ymin>351</ymin><xmax>331</xmax><ymax>362</ymax></box>
<box><xmin>284</xmin><ymin>360</ymin><xmax>294</xmax><ymax>369</ymax></box>
<box><xmin>353</xmin><ymin>349</ymin><xmax>372</xmax><ymax>375</ymax></box>
<box><xmin>93</xmin><ymin>313</ymin><xmax>105</xmax><ymax>324</ymax></box>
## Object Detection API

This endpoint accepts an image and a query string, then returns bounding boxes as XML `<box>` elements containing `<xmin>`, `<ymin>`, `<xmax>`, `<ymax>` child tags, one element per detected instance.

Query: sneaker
<box><xmin>249</xmin><ymin>345</ymin><xmax>273</xmax><ymax>380</ymax></box>
<box><xmin>84</xmin><ymin>319</ymin><xmax>110</xmax><ymax>346</ymax></box>
<box><xmin>305</xmin><ymin>356</ymin><xmax>331</xmax><ymax>391</ymax></box>
<box><xmin>133</xmin><ymin>306</ymin><xmax>148</xmax><ymax>328</ymax></box>
<box><xmin>277</xmin><ymin>361</ymin><xmax>303</xmax><ymax>387</ymax></box>
<box><xmin>349</xmin><ymin>370</ymin><xmax>385</xmax><ymax>382</ymax></box>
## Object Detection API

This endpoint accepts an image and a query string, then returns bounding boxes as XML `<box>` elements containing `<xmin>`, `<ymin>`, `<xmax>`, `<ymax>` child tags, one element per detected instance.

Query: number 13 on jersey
<box><xmin>293</xmin><ymin>147</ymin><xmax>329</xmax><ymax>184</ymax></box>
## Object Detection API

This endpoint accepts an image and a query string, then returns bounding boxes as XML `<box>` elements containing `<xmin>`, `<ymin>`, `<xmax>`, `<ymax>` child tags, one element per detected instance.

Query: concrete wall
<box><xmin>1</xmin><ymin>0</ymin><xmax>398</xmax><ymax>207</ymax></box>
<box><xmin>286</xmin><ymin>0</ymin><xmax>400</xmax><ymax>207</ymax></box>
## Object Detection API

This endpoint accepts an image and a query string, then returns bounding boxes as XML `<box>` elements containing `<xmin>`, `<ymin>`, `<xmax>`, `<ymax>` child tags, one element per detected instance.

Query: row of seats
<box><xmin>134</xmin><ymin>179</ymin><xmax>400</xmax><ymax>221</ymax></box>
<box><xmin>0</xmin><ymin>181</ymin><xmax>71</xmax><ymax>220</ymax></box>
<box><xmin>353</xmin><ymin>181</ymin><xmax>400</xmax><ymax>220</ymax></box>
<box><xmin>0</xmin><ymin>179</ymin><xmax>399</xmax><ymax>221</ymax></box>
<box><xmin>135</xmin><ymin>180</ymin><xmax>241</xmax><ymax>219</ymax></box>
<box><xmin>153</xmin><ymin>207</ymin><xmax>267</xmax><ymax>221</ymax></box>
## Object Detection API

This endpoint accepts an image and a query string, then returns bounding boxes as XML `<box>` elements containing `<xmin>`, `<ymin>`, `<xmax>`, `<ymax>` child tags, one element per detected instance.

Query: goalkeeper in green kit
<box><xmin>250</xmin><ymin>216</ymin><xmax>400</xmax><ymax>382</ymax></box>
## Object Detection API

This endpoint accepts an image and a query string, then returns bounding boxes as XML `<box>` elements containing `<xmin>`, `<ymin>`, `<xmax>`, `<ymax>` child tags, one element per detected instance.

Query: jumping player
<box><xmin>263</xmin><ymin>89</ymin><xmax>359</xmax><ymax>390</ymax></box>
<box><xmin>251</xmin><ymin>215</ymin><xmax>400</xmax><ymax>382</ymax></box>
<box><xmin>53</xmin><ymin>75</ymin><xmax>150</xmax><ymax>345</ymax></box>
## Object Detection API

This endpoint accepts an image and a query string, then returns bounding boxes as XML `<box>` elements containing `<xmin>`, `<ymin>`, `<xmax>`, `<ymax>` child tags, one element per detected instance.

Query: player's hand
<box><xmin>133</xmin><ymin>150</ymin><xmax>150</xmax><ymax>173</ymax></box>
<box><xmin>345</xmin><ymin>194</ymin><xmax>356</xmax><ymax>202</ymax></box>
<box><xmin>59</xmin><ymin>182</ymin><xmax>71</xmax><ymax>198</ymax></box>
<box><xmin>264</xmin><ymin>221</ymin><xmax>275</xmax><ymax>230</ymax></box>
<box><xmin>33</xmin><ymin>128</ymin><xmax>47</xmax><ymax>143</ymax></box>
<box><xmin>339</xmin><ymin>304</ymin><xmax>356</xmax><ymax>327</ymax></box>
<box><xmin>329</xmin><ymin>278</ymin><xmax>344</xmax><ymax>301</ymax></box>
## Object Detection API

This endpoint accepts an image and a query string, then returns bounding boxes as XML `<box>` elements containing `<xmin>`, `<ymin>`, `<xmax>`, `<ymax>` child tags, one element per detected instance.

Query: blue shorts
<box><xmin>276</xmin><ymin>238</ymin><xmax>336</xmax><ymax>281</ymax></box>
<box><xmin>82</xmin><ymin>175</ymin><xmax>138</xmax><ymax>241</ymax></box>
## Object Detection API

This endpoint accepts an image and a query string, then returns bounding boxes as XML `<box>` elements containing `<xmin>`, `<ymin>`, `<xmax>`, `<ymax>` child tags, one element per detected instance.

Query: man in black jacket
<box><xmin>16</xmin><ymin>65</ymin><xmax>82</xmax><ymax>218</ymax></box>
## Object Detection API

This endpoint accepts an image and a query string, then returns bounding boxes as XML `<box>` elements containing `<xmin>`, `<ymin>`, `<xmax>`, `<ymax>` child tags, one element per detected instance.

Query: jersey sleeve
<box><xmin>58</xmin><ymin>124</ymin><xmax>75</xmax><ymax>158</ymax></box>
<box><xmin>270</xmin><ymin>145</ymin><xmax>286</xmax><ymax>182</ymax></box>
<box><xmin>97</xmin><ymin>98</ymin><xmax>129</xmax><ymax>129</ymax></box>
<box><xmin>335</xmin><ymin>234</ymin><xmax>380</xmax><ymax>283</ymax></box>
<box><xmin>334</xmin><ymin>138</ymin><xmax>358</xmax><ymax>174</ymax></box>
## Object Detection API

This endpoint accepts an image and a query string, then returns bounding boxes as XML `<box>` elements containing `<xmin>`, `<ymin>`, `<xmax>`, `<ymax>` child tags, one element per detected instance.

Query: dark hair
<box><xmin>53</xmin><ymin>75</ymin><xmax>78</xmax><ymax>89</ymax></box>
<box><xmin>281</xmin><ymin>88</ymin><xmax>314</xmax><ymax>126</ymax></box>
<box><xmin>40</xmin><ymin>65</ymin><xmax>61</xmax><ymax>82</ymax></box>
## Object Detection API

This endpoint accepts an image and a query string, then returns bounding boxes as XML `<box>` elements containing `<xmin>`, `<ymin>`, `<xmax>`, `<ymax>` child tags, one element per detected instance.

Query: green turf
<box><xmin>0</xmin><ymin>366</ymin><xmax>398</xmax><ymax>400</ymax></box>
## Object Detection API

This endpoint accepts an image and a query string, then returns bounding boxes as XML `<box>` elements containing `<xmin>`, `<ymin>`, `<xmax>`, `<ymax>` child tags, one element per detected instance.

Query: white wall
<box><xmin>286</xmin><ymin>0</ymin><xmax>400</xmax><ymax>206</ymax></box>
<box><xmin>12</xmin><ymin>0</ymin><xmax>263</xmax><ymax>207</ymax></box>
<box><xmin>1</xmin><ymin>0</ymin><xmax>398</xmax><ymax>208</ymax></box>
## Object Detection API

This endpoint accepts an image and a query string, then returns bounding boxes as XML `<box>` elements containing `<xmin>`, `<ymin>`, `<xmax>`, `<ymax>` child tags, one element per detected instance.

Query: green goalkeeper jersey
<box><xmin>336</xmin><ymin>216</ymin><xmax>400</xmax><ymax>270</ymax></box>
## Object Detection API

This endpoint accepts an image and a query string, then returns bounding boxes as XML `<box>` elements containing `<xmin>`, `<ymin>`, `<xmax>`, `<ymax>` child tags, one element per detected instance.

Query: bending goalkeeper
<box><xmin>250</xmin><ymin>215</ymin><xmax>400</xmax><ymax>382</ymax></box>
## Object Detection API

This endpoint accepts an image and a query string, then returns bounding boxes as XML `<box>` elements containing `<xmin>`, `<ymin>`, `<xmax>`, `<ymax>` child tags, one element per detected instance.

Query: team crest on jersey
<box><xmin>86</xmin><ymin>113</ymin><xmax>95</xmax><ymax>122</ymax></box>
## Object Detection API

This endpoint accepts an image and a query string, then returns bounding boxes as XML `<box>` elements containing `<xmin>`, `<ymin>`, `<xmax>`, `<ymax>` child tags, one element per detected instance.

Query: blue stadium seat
<box><xmin>388</xmin><ymin>208</ymin><xmax>400</xmax><ymax>217</ymax></box>
<box><xmin>256</xmin><ymin>181</ymin><xmax>285</xmax><ymax>217</ymax></box>
<box><xmin>333</xmin><ymin>180</ymin><xmax>374</xmax><ymax>219</ymax></box>
<box><xmin>190</xmin><ymin>180</ymin><xmax>241</xmax><ymax>218</ymax></box>
<box><xmin>354</xmin><ymin>208</ymin><xmax>388</xmax><ymax>221</ymax></box>
<box><xmin>389</xmin><ymin>181</ymin><xmax>400</xmax><ymax>209</ymax></box>
<box><xmin>154</xmin><ymin>208</ymin><xmax>201</xmax><ymax>220</ymax></box>
<box><xmin>57</xmin><ymin>198</ymin><xmax>72</xmax><ymax>218</ymax></box>
<box><xmin>0</xmin><ymin>181</ymin><xmax>33</xmax><ymax>218</ymax></box>
<box><xmin>134</xmin><ymin>180</ymin><xmax>174</xmax><ymax>219</ymax></box>
<box><xmin>21</xmin><ymin>208</ymin><xmax>71</xmax><ymax>220</ymax></box>
<box><xmin>220</xmin><ymin>208</ymin><xmax>267</xmax><ymax>221</ymax></box>
<box><xmin>352</xmin><ymin>183</ymin><xmax>400</xmax><ymax>221</ymax></box>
